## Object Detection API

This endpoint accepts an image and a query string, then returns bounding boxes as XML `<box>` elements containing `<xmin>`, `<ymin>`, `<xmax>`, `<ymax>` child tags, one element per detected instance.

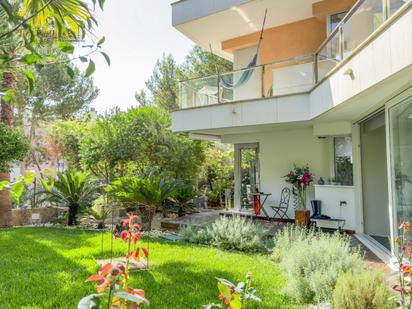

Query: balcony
<box><xmin>173</xmin><ymin>0</ymin><xmax>412</xmax><ymax>134</ymax></box>
<box><xmin>180</xmin><ymin>55</ymin><xmax>317</xmax><ymax>109</ymax></box>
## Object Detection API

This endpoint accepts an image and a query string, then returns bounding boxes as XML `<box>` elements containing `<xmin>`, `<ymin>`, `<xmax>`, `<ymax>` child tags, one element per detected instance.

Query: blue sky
<box><xmin>84</xmin><ymin>0</ymin><xmax>193</xmax><ymax>113</ymax></box>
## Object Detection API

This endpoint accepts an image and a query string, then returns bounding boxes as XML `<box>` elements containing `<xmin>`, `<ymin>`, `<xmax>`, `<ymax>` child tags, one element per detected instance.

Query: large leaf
<box><xmin>20</xmin><ymin>53</ymin><xmax>41</xmax><ymax>65</ymax></box>
<box><xmin>22</xmin><ymin>69</ymin><xmax>35</xmax><ymax>93</ymax></box>
<box><xmin>217</xmin><ymin>282</ymin><xmax>231</xmax><ymax>298</ymax></box>
<box><xmin>58</xmin><ymin>41</ymin><xmax>75</xmax><ymax>54</ymax></box>
<box><xmin>85</xmin><ymin>60</ymin><xmax>95</xmax><ymax>77</ymax></box>
<box><xmin>100</xmin><ymin>52</ymin><xmax>110</xmax><ymax>66</ymax></box>
<box><xmin>113</xmin><ymin>291</ymin><xmax>149</xmax><ymax>304</ymax></box>
<box><xmin>77</xmin><ymin>293</ymin><xmax>103</xmax><ymax>309</ymax></box>
<box><xmin>11</xmin><ymin>182</ymin><xmax>24</xmax><ymax>205</ymax></box>
<box><xmin>24</xmin><ymin>170</ymin><xmax>35</xmax><ymax>185</ymax></box>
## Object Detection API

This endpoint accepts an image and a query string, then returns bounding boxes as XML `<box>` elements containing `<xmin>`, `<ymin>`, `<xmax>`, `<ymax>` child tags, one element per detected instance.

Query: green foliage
<box><xmin>0</xmin><ymin>170</ymin><xmax>35</xmax><ymax>205</ymax></box>
<box><xmin>180</xmin><ymin>45</ymin><xmax>233</xmax><ymax>79</ymax></box>
<box><xmin>204</xmin><ymin>273</ymin><xmax>261</xmax><ymax>309</ymax></box>
<box><xmin>107</xmin><ymin>175</ymin><xmax>178</xmax><ymax>208</ymax></box>
<box><xmin>272</xmin><ymin>225</ymin><xmax>364</xmax><ymax>304</ymax></box>
<box><xmin>47</xmin><ymin>119</ymin><xmax>88</xmax><ymax>167</ymax></box>
<box><xmin>38</xmin><ymin>168</ymin><xmax>101</xmax><ymax>225</ymax></box>
<box><xmin>16</xmin><ymin>60</ymin><xmax>99</xmax><ymax>121</ymax></box>
<box><xmin>199</xmin><ymin>145</ymin><xmax>234</xmax><ymax>207</ymax></box>
<box><xmin>135</xmin><ymin>45</ymin><xmax>232</xmax><ymax>111</ymax></box>
<box><xmin>180</xmin><ymin>216</ymin><xmax>266</xmax><ymax>253</ymax></box>
<box><xmin>332</xmin><ymin>271</ymin><xmax>395</xmax><ymax>309</ymax></box>
<box><xmin>0</xmin><ymin>122</ymin><xmax>29</xmax><ymax>172</ymax></box>
<box><xmin>141</xmin><ymin>54</ymin><xmax>180</xmax><ymax>112</ymax></box>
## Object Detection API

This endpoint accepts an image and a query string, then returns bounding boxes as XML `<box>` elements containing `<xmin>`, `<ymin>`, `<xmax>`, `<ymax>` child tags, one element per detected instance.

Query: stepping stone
<box><xmin>160</xmin><ymin>233</ymin><xmax>182</xmax><ymax>242</ymax></box>
<box><xmin>96</xmin><ymin>257</ymin><xmax>148</xmax><ymax>271</ymax></box>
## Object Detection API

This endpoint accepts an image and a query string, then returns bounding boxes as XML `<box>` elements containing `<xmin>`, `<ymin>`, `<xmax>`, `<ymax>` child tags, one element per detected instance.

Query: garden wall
<box><xmin>12</xmin><ymin>207</ymin><xmax>64</xmax><ymax>226</ymax></box>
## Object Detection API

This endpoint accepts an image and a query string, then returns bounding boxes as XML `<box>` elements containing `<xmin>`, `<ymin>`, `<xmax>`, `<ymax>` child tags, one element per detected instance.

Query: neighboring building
<box><xmin>171</xmin><ymin>0</ymin><xmax>412</xmax><ymax>261</ymax></box>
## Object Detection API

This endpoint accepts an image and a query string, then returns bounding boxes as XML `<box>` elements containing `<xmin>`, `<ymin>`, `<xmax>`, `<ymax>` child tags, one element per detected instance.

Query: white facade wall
<box><xmin>223</xmin><ymin>127</ymin><xmax>331</xmax><ymax>219</ymax></box>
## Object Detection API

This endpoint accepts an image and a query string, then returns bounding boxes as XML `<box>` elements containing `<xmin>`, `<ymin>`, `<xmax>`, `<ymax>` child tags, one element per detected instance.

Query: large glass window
<box><xmin>389</xmin><ymin>97</ymin><xmax>412</xmax><ymax>230</ymax></box>
<box><xmin>334</xmin><ymin>136</ymin><xmax>353</xmax><ymax>185</ymax></box>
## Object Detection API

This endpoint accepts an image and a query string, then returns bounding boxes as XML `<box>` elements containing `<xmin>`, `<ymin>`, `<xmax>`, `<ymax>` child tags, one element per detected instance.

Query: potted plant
<box><xmin>283</xmin><ymin>164</ymin><xmax>313</xmax><ymax>227</ymax></box>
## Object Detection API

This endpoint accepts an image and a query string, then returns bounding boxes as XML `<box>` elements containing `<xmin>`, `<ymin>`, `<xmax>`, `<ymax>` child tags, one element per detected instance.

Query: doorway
<box><xmin>361</xmin><ymin>111</ymin><xmax>390</xmax><ymax>250</ymax></box>
<box><xmin>234</xmin><ymin>143</ymin><xmax>260</xmax><ymax>210</ymax></box>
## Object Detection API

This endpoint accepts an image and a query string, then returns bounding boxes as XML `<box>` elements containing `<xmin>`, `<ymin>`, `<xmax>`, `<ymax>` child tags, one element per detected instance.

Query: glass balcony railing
<box><xmin>178</xmin><ymin>0</ymin><xmax>411</xmax><ymax>109</ymax></box>
<box><xmin>179</xmin><ymin>55</ymin><xmax>315</xmax><ymax>109</ymax></box>
<box><xmin>315</xmin><ymin>0</ymin><xmax>410</xmax><ymax>81</ymax></box>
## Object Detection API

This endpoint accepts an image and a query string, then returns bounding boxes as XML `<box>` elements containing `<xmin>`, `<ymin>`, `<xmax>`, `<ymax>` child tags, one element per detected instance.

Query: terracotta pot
<box><xmin>295</xmin><ymin>210</ymin><xmax>310</xmax><ymax>227</ymax></box>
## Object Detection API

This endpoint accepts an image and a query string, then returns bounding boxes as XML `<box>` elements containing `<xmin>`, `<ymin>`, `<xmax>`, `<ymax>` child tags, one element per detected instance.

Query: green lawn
<box><xmin>0</xmin><ymin>227</ymin><xmax>293</xmax><ymax>309</ymax></box>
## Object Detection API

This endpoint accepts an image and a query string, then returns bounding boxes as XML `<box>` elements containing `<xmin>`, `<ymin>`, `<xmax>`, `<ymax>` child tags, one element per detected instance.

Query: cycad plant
<box><xmin>107</xmin><ymin>175</ymin><xmax>178</xmax><ymax>229</ymax></box>
<box><xmin>39</xmin><ymin>168</ymin><xmax>100</xmax><ymax>225</ymax></box>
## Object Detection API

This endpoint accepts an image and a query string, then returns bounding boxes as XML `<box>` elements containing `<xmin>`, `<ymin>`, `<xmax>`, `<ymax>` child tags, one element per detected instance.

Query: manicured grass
<box><xmin>0</xmin><ymin>227</ymin><xmax>293</xmax><ymax>308</ymax></box>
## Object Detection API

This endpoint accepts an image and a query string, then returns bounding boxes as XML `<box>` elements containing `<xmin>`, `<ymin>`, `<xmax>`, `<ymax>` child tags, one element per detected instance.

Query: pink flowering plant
<box><xmin>283</xmin><ymin>164</ymin><xmax>313</xmax><ymax>210</ymax></box>
<box><xmin>393</xmin><ymin>220</ymin><xmax>412</xmax><ymax>307</ymax></box>
<box><xmin>78</xmin><ymin>212</ymin><xmax>150</xmax><ymax>308</ymax></box>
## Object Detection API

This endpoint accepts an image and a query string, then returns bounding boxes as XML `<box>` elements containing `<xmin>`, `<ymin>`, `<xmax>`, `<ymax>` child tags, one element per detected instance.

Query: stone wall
<box><xmin>12</xmin><ymin>207</ymin><xmax>64</xmax><ymax>226</ymax></box>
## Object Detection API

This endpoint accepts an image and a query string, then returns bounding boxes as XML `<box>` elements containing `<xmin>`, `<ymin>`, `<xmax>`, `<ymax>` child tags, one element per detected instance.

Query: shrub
<box><xmin>180</xmin><ymin>216</ymin><xmax>266</xmax><ymax>252</ymax></box>
<box><xmin>180</xmin><ymin>224</ymin><xmax>213</xmax><ymax>245</ymax></box>
<box><xmin>272</xmin><ymin>225</ymin><xmax>363</xmax><ymax>304</ymax></box>
<box><xmin>332</xmin><ymin>271</ymin><xmax>395</xmax><ymax>309</ymax></box>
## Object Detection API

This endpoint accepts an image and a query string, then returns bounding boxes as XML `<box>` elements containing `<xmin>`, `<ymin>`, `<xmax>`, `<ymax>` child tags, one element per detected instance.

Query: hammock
<box><xmin>218</xmin><ymin>9</ymin><xmax>267</xmax><ymax>90</ymax></box>
<box><xmin>219</xmin><ymin>54</ymin><xmax>258</xmax><ymax>89</ymax></box>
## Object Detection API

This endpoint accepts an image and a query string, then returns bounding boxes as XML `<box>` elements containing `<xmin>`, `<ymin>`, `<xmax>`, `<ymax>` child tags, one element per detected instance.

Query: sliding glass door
<box><xmin>388</xmin><ymin>96</ymin><xmax>412</xmax><ymax>245</ymax></box>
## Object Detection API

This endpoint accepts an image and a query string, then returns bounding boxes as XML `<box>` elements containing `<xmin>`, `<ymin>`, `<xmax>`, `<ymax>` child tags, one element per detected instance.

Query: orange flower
<box><xmin>400</xmin><ymin>264</ymin><xmax>411</xmax><ymax>275</ymax></box>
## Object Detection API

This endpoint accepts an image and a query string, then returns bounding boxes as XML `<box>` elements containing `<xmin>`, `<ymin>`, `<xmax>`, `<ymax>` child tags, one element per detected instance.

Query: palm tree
<box><xmin>38</xmin><ymin>168</ymin><xmax>101</xmax><ymax>225</ymax></box>
<box><xmin>0</xmin><ymin>0</ymin><xmax>99</xmax><ymax>227</ymax></box>
<box><xmin>107</xmin><ymin>175</ymin><xmax>179</xmax><ymax>230</ymax></box>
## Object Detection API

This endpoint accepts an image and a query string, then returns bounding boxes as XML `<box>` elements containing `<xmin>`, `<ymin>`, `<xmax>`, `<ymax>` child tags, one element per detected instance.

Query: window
<box><xmin>328</xmin><ymin>11</ymin><xmax>347</xmax><ymax>34</ymax></box>
<box><xmin>334</xmin><ymin>136</ymin><xmax>353</xmax><ymax>185</ymax></box>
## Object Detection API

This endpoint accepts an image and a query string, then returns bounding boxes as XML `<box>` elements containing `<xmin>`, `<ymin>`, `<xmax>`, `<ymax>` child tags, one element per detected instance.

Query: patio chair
<box><xmin>270</xmin><ymin>188</ymin><xmax>291</xmax><ymax>219</ymax></box>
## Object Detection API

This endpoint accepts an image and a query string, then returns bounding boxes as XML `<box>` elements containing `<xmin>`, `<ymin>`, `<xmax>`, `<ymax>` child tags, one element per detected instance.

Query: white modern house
<box><xmin>171</xmin><ymin>0</ymin><xmax>412</xmax><ymax>261</ymax></box>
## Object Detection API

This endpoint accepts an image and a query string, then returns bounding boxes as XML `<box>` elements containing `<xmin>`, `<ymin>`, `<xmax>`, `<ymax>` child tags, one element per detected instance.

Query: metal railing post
<box><xmin>383</xmin><ymin>0</ymin><xmax>389</xmax><ymax>21</ymax></box>
<box><xmin>217</xmin><ymin>73</ymin><xmax>221</xmax><ymax>104</ymax></box>
<box><xmin>339</xmin><ymin>25</ymin><xmax>344</xmax><ymax>60</ymax></box>
<box><xmin>314</xmin><ymin>54</ymin><xmax>319</xmax><ymax>84</ymax></box>
<box><xmin>261</xmin><ymin>65</ymin><xmax>265</xmax><ymax>98</ymax></box>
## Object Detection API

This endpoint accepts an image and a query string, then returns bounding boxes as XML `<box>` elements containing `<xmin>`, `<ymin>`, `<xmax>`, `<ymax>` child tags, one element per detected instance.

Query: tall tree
<box><xmin>0</xmin><ymin>0</ymin><xmax>105</xmax><ymax>227</ymax></box>
<box><xmin>15</xmin><ymin>60</ymin><xmax>98</xmax><ymax>171</ymax></box>
<box><xmin>135</xmin><ymin>46</ymin><xmax>232</xmax><ymax>112</ymax></box>
<box><xmin>179</xmin><ymin>45</ymin><xmax>232</xmax><ymax>79</ymax></box>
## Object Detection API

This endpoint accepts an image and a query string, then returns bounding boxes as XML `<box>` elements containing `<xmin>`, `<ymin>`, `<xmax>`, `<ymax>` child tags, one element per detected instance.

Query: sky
<box><xmin>80</xmin><ymin>0</ymin><xmax>193</xmax><ymax>113</ymax></box>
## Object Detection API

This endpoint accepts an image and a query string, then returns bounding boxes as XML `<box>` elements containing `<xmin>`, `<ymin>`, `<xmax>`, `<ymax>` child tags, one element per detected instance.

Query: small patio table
<box><xmin>252</xmin><ymin>192</ymin><xmax>271</xmax><ymax>218</ymax></box>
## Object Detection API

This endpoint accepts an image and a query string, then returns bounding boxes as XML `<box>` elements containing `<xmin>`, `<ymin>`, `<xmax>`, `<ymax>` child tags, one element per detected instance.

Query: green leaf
<box><xmin>97</xmin><ymin>36</ymin><xmax>105</xmax><ymax>46</ymax></box>
<box><xmin>113</xmin><ymin>292</ymin><xmax>149</xmax><ymax>304</ymax></box>
<box><xmin>58</xmin><ymin>41</ymin><xmax>75</xmax><ymax>54</ymax></box>
<box><xmin>98</xmin><ymin>0</ymin><xmax>105</xmax><ymax>10</ymax></box>
<box><xmin>11</xmin><ymin>182</ymin><xmax>24</xmax><ymax>205</ymax></box>
<box><xmin>20</xmin><ymin>53</ymin><xmax>41</xmax><ymax>65</ymax></box>
<box><xmin>22</xmin><ymin>69</ymin><xmax>35</xmax><ymax>93</ymax></box>
<box><xmin>79</xmin><ymin>56</ymin><xmax>88</xmax><ymax>63</ymax></box>
<box><xmin>85</xmin><ymin>60</ymin><xmax>95</xmax><ymax>77</ymax></box>
<box><xmin>217</xmin><ymin>282</ymin><xmax>231</xmax><ymax>298</ymax></box>
<box><xmin>66</xmin><ymin>65</ymin><xmax>75</xmax><ymax>78</ymax></box>
<box><xmin>2</xmin><ymin>89</ymin><xmax>15</xmax><ymax>103</ymax></box>
<box><xmin>100</xmin><ymin>52</ymin><xmax>110</xmax><ymax>66</ymax></box>
<box><xmin>77</xmin><ymin>293</ymin><xmax>103</xmax><ymax>309</ymax></box>
<box><xmin>24</xmin><ymin>170</ymin><xmax>35</xmax><ymax>185</ymax></box>
<box><xmin>229</xmin><ymin>297</ymin><xmax>242</xmax><ymax>309</ymax></box>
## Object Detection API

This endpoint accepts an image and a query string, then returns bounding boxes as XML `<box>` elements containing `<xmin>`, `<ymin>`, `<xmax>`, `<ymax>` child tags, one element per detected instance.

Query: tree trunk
<box><xmin>0</xmin><ymin>51</ymin><xmax>17</xmax><ymax>227</ymax></box>
<box><xmin>0</xmin><ymin>173</ymin><xmax>12</xmax><ymax>227</ymax></box>
<box><xmin>68</xmin><ymin>204</ymin><xmax>79</xmax><ymax>226</ymax></box>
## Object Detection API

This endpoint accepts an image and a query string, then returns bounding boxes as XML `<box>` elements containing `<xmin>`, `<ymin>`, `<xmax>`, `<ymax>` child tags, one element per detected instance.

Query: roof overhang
<box><xmin>171</xmin><ymin>0</ymin><xmax>326</xmax><ymax>60</ymax></box>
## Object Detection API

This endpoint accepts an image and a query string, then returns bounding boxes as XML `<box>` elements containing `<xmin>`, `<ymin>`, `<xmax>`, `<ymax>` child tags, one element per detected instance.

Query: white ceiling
<box><xmin>174</xmin><ymin>0</ymin><xmax>320</xmax><ymax>60</ymax></box>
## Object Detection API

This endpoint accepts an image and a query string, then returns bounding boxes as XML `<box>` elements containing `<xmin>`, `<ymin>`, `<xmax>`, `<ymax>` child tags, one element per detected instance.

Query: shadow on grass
<box><xmin>0</xmin><ymin>229</ymin><xmax>94</xmax><ymax>308</ymax></box>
